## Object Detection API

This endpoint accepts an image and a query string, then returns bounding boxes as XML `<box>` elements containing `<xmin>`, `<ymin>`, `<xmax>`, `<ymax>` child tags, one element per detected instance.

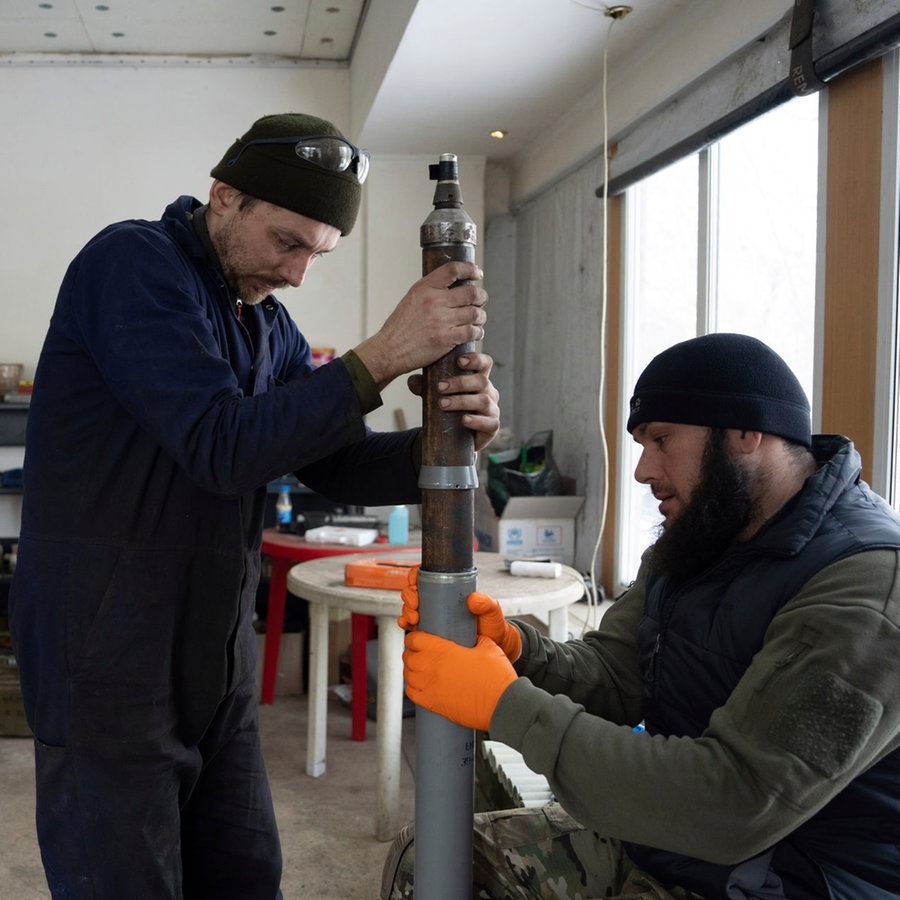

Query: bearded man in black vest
<box><xmin>389</xmin><ymin>333</ymin><xmax>900</xmax><ymax>900</ymax></box>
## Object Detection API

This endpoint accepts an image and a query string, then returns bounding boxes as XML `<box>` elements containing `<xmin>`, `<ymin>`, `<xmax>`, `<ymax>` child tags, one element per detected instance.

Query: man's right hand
<box><xmin>403</xmin><ymin>632</ymin><xmax>516</xmax><ymax>732</ymax></box>
<box><xmin>353</xmin><ymin>261</ymin><xmax>487</xmax><ymax>390</ymax></box>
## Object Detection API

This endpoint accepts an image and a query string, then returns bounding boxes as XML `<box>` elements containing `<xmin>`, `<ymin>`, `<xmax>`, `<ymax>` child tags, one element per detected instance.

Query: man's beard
<box><xmin>216</xmin><ymin>211</ymin><xmax>285</xmax><ymax>305</ymax></box>
<box><xmin>651</xmin><ymin>429</ymin><xmax>756</xmax><ymax>582</ymax></box>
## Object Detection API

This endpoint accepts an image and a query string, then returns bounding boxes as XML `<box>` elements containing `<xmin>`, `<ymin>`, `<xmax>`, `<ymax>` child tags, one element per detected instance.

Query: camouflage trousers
<box><xmin>380</xmin><ymin>803</ymin><xmax>703</xmax><ymax>900</ymax></box>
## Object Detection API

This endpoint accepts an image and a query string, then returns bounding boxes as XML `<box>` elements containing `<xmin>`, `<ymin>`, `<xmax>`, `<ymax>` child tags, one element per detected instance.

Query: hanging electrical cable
<box><xmin>585</xmin><ymin>4</ymin><xmax>631</xmax><ymax>632</ymax></box>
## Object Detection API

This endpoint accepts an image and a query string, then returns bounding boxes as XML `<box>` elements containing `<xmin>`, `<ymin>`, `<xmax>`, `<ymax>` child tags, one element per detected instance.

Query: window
<box><xmin>617</xmin><ymin>154</ymin><xmax>698</xmax><ymax>587</ymax></box>
<box><xmin>615</xmin><ymin>94</ymin><xmax>820</xmax><ymax>589</ymax></box>
<box><xmin>883</xmin><ymin>58</ymin><xmax>900</xmax><ymax>510</ymax></box>
<box><xmin>714</xmin><ymin>96</ymin><xmax>819</xmax><ymax>400</ymax></box>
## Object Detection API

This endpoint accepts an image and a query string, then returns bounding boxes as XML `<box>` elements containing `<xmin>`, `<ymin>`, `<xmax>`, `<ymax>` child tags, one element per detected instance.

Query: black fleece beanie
<box><xmin>626</xmin><ymin>333</ymin><xmax>812</xmax><ymax>447</ymax></box>
<box><xmin>210</xmin><ymin>113</ymin><xmax>362</xmax><ymax>235</ymax></box>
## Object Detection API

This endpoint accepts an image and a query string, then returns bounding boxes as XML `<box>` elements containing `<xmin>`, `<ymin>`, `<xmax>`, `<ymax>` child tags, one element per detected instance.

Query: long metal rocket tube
<box><xmin>414</xmin><ymin>153</ymin><xmax>479</xmax><ymax>899</ymax></box>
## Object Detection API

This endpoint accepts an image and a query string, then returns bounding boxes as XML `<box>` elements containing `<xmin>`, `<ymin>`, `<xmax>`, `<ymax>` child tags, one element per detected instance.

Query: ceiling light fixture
<box><xmin>490</xmin><ymin>129</ymin><xmax>507</xmax><ymax>140</ymax></box>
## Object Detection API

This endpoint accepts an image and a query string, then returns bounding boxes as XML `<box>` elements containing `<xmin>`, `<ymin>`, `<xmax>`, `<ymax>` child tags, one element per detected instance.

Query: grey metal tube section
<box><xmin>415</xmin><ymin>153</ymin><xmax>479</xmax><ymax>898</ymax></box>
<box><xmin>414</xmin><ymin>568</ymin><xmax>478</xmax><ymax>899</ymax></box>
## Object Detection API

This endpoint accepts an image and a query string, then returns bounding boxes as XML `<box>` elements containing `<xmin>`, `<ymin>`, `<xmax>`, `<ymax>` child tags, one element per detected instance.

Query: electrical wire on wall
<box><xmin>570</xmin><ymin>1</ymin><xmax>632</xmax><ymax>632</ymax></box>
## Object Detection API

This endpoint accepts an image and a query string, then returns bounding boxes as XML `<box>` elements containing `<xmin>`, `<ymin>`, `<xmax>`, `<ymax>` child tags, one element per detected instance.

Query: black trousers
<box><xmin>32</xmin><ymin>672</ymin><xmax>283</xmax><ymax>899</ymax></box>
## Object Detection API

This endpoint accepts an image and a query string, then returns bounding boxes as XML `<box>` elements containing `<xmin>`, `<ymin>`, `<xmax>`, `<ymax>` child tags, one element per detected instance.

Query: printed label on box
<box><xmin>535</xmin><ymin>525</ymin><xmax>564</xmax><ymax>548</ymax></box>
<box><xmin>503</xmin><ymin>526</ymin><xmax>524</xmax><ymax>551</ymax></box>
<box><xmin>473</xmin><ymin>486</ymin><xmax>584</xmax><ymax>566</ymax></box>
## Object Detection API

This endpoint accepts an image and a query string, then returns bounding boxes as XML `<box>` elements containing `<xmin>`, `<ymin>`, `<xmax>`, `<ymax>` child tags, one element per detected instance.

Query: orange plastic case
<box><xmin>343</xmin><ymin>558</ymin><xmax>418</xmax><ymax>590</ymax></box>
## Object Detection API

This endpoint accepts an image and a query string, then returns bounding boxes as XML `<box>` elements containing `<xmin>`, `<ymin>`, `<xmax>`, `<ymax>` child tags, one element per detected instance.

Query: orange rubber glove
<box><xmin>397</xmin><ymin>569</ymin><xmax>522</xmax><ymax>664</ymax></box>
<box><xmin>397</xmin><ymin>564</ymin><xmax>421</xmax><ymax>631</ymax></box>
<box><xmin>466</xmin><ymin>592</ymin><xmax>522</xmax><ymax>662</ymax></box>
<box><xmin>403</xmin><ymin>631</ymin><xmax>517</xmax><ymax>732</ymax></box>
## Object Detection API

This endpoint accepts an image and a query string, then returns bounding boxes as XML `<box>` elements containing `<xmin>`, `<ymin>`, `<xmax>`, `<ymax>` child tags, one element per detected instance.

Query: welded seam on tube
<box><xmin>418</xmin><ymin>464</ymin><xmax>478</xmax><ymax>489</ymax></box>
<box><xmin>420</xmin><ymin>223</ymin><xmax>477</xmax><ymax>244</ymax></box>
<box><xmin>417</xmin><ymin>568</ymin><xmax>478</xmax><ymax>587</ymax></box>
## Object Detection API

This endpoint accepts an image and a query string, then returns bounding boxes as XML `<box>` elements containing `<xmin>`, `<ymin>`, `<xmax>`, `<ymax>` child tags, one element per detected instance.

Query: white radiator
<box><xmin>482</xmin><ymin>740</ymin><xmax>554</xmax><ymax>808</ymax></box>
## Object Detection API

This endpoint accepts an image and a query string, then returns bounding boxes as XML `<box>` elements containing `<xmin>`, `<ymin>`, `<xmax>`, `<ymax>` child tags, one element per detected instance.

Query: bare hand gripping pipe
<box><xmin>415</xmin><ymin>154</ymin><xmax>479</xmax><ymax>898</ymax></box>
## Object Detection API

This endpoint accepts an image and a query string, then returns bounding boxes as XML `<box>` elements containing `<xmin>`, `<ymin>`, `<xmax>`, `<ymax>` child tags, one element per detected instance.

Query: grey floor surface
<box><xmin>0</xmin><ymin>602</ymin><xmax>602</xmax><ymax>899</ymax></box>
<box><xmin>0</xmin><ymin>691</ymin><xmax>417</xmax><ymax>899</ymax></box>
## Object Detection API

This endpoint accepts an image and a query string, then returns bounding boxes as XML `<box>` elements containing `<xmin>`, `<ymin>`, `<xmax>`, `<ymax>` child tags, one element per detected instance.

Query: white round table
<box><xmin>287</xmin><ymin>550</ymin><xmax>585</xmax><ymax>840</ymax></box>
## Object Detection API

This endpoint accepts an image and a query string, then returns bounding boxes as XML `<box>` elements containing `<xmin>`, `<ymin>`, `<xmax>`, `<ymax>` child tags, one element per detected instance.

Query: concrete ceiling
<box><xmin>1</xmin><ymin>0</ymin><xmax>682</xmax><ymax>160</ymax></box>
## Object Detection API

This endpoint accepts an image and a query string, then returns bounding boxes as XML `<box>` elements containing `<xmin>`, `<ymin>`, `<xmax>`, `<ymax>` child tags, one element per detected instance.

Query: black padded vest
<box><xmin>627</xmin><ymin>435</ymin><xmax>900</xmax><ymax>898</ymax></box>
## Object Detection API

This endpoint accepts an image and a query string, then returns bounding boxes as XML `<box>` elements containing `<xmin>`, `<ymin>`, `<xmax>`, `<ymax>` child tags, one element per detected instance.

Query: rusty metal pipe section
<box><xmin>414</xmin><ymin>154</ymin><xmax>479</xmax><ymax>899</ymax></box>
<box><xmin>419</xmin><ymin>152</ymin><xmax>480</xmax><ymax>570</ymax></box>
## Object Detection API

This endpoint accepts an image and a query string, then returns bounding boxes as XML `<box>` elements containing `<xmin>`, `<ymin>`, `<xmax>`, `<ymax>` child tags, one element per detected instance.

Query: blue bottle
<box><xmin>388</xmin><ymin>504</ymin><xmax>409</xmax><ymax>544</ymax></box>
<box><xmin>275</xmin><ymin>484</ymin><xmax>293</xmax><ymax>532</ymax></box>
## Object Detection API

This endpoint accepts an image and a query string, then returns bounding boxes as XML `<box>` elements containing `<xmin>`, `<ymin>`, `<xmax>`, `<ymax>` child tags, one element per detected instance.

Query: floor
<box><xmin>0</xmin><ymin>599</ymin><xmax>607</xmax><ymax>899</ymax></box>
<box><xmin>0</xmin><ymin>689</ymin><xmax>417</xmax><ymax>900</ymax></box>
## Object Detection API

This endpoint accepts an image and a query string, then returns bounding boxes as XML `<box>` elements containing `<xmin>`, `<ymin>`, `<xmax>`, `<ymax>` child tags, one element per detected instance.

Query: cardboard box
<box><xmin>474</xmin><ymin>487</ymin><xmax>584</xmax><ymax>565</ymax></box>
<box><xmin>255</xmin><ymin>632</ymin><xmax>305</xmax><ymax>697</ymax></box>
<box><xmin>253</xmin><ymin>612</ymin><xmax>349</xmax><ymax>697</ymax></box>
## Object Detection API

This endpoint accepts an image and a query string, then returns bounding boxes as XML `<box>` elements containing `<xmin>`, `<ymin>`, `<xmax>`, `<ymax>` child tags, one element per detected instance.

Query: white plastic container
<box><xmin>304</xmin><ymin>526</ymin><xmax>379</xmax><ymax>546</ymax></box>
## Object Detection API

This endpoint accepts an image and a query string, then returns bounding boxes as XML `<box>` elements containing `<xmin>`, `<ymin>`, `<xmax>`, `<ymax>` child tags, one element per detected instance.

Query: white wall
<box><xmin>0</xmin><ymin>62</ymin><xmax>361</xmax><ymax>376</ymax></box>
<box><xmin>509</xmin><ymin>0</ymin><xmax>789</xmax><ymax>206</ymax></box>
<box><xmin>0</xmin><ymin>59</ymin><xmax>487</xmax><ymax>403</ymax></box>
<box><xmin>0</xmin><ymin>60</ymin><xmax>491</xmax><ymax>538</ymax></box>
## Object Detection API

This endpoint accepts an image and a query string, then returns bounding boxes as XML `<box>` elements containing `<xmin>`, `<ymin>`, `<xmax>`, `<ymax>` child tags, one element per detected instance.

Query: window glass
<box><xmin>892</xmin><ymin>250</ymin><xmax>900</xmax><ymax>510</ymax></box>
<box><xmin>617</xmin><ymin>95</ymin><xmax>819</xmax><ymax>590</ymax></box>
<box><xmin>618</xmin><ymin>155</ymin><xmax>698</xmax><ymax>587</ymax></box>
<box><xmin>715</xmin><ymin>92</ymin><xmax>819</xmax><ymax>398</ymax></box>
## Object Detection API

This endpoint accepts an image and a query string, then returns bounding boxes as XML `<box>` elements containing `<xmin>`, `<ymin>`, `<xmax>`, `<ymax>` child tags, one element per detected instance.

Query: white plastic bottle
<box><xmin>275</xmin><ymin>484</ymin><xmax>294</xmax><ymax>532</ymax></box>
<box><xmin>388</xmin><ymin>504</ymin><xmax>409</xmax><ymax>544</ymax></box>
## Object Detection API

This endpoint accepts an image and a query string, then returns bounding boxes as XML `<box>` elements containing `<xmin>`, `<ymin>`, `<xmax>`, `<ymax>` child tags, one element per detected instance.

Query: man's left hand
<box><xmin>402</xmin><ymin>631</ymin><xmax>517</xmax><ymax>731</ymax></box>
<box><xmin>397</xmin><ymin>571</ymin><xmax>522</xmax><ymax>665</ymax></box>
<box><xmin>406</xmin><ymin>352</ymin><xmax>500</xmax><ymax>452</ymax></box>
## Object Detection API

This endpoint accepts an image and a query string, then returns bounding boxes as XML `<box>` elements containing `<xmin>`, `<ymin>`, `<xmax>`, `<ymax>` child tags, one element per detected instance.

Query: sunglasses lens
<box><xmin>294</xmin><ymin>138</ymin><xmax>368</xmax><ymax>184</ymax></box>
<box><xmin>295</xmin><ymin>138</ymin><xmax>352</xmax><ymax>171</ymax></box>
<box><xmin>354</xmin><ymin>150</ymin><xmax>370</xmax><ymax>184</ymax></box>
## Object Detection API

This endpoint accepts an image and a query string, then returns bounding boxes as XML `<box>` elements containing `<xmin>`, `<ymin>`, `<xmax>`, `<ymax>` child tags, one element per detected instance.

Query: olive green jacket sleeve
<box><xmin>510</xmin><ymin>557</ymin><xmax>648</xmax><ymax>726</ymax></box>
<box><xmin>490</xmin><ymin>550</ymin><xmax>900</xmax><ymax>866</ymax></box>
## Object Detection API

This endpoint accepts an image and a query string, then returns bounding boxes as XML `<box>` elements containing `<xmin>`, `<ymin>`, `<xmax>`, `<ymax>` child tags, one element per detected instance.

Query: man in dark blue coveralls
<box><xmin>9</xmin><ymin>112</ymin><xmax>500</xmax><ymax>899</ymax></box>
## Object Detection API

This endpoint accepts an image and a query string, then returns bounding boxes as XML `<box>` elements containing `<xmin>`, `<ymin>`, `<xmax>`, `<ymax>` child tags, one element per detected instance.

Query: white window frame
<box><xmin>872</xmin><ymin>49</ymin><xmax>900</xmax><ymax>504</ymax></box>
